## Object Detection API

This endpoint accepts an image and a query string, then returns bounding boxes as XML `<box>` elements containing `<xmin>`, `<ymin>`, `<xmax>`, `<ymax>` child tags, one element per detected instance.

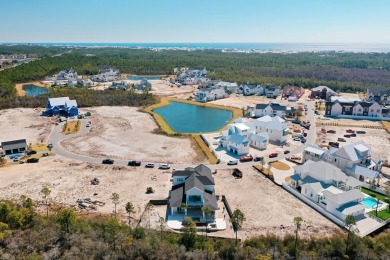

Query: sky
<box><xmin>1</xmin><ymin>0</ymin><xmax>389</xmax><ymax>43</ymax></box>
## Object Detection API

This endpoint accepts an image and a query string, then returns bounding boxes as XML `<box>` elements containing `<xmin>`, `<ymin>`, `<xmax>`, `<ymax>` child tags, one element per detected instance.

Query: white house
<box><xmin>289</xmin><ymin>160</ymin><xmax>366</xmax><ymax>221</ymax></box>
<box><xmin>253</xmin><ymin>115</ymin><xmax>289</xmax><ymax>145</ymax></box>
<box><xmin>169</xmin><ymin>164</ymin><xmax>217</xmax><ymax>222</ymax></box>
<box><xmin>265</xmin><ymin>86</ymin><xmax>281</xmax><ymax>98</ymax></box>
<box><xmin>366</xmin><ymin>88</ymin><xmax>390</xmax><ymax>105</ymax></box>
<box><xmin>196</xmin><ymin>87</ymin><xmax>227</xmax><ymax>102</ymax></box>
<box><xmin>239</xmin><ymin>83</ymin><xmax>264</xmax><ymax>96</ymax></box>
<box><xmin>303</xmin><ymin>141</ymin><xmax>382</xmax><ymax>184</ymax></box>
<box><xmin>326</xmin><ymin>100</ymin><xmax>384</xmax><ymax>119</ymax></box>
<box><xmin>254</xmin><ymin>102</ymin><xmax>289</xmax><ymax>118</ymax></box>
<box><xmin>219</xmin><ymin>119</ymin><xmax>270</xmax><ymax>154</ymax></box>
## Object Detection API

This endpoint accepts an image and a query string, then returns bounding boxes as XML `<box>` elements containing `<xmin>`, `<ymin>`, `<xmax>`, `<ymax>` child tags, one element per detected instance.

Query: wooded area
<box><xmin>0</xmin><ymin>200</ymin><xmax>389</xmax><ymax>259</ymax></box>
<box><xmin>1</xmin><ymin>46</ymin><xmax>390</xmax><ymax>105</ymax></box>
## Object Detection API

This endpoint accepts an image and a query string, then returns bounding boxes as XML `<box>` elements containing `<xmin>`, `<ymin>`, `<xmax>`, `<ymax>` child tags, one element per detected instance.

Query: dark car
<box><xmin>350</xmin><ymin>133</ymin><xmax>357</xmax><ymax>137</ymax></box>
<box><xmin>42</xmin><ymin>153</ymin><xmax>49</xmax><ymax>157</ymax></box>
<box><xmin>301</xmin><ymin>139</ymin><xmax>306</xmax><ymax>143</ymax></box>
<box><xmin>284</xmin><ymin>150</ymin><xmax>290</xmax><ymax>154</ymax></box>
<box><xmin>337</xmin><ymin>137</ymin><xmax>346</xmax><ymax>142</ymax></box>
<box><xmin>26</xmin><ymin>158</ymin><xmax>39</xmax><ymax>163</ymax></box>
<box><xmin>27</xmin><ymin>150</ymin><xmax>37</xmax><ymax>155</ymax></box>
<box><xmin>102</xmin><ymin>159</ymin><xmax>114</xmax><ymax>164</ymax></box>
<box><xmin>253</xmin><ymin>156</ymin><xmax>264</xmax><ymax>162</ymax></box>
<box><xmin>327</xmin><ymin>130</ymin><xmax>336</xmax><ymax>134</ymax></box>
<box><xmin>344</xmin><ymin>134</ymin><xmax>351</xmax><ymax>138</ymax></box>
<box><xmin>128</xmin><ymin>160</ymin><xmax>141</xmax><ymax>166</ymax></box>
<box><xmin>356</xmin><ymin>131</ymin><xmax>366</xmax><ymax>134</ymax></box>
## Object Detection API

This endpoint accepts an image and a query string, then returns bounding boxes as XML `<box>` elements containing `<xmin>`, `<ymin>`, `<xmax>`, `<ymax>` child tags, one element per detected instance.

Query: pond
<box><xmin>22</xmin><ymin>85</ymin><xmax>51</xmax><ymax>97</ymax></box>
<box><xmin>127</xmin><ymin>75</ymin><xmax>161</xmax><ymax>80</ymax></box>
<box><xmin>154</xmin><ymin>101</ymin><xmax>232</xmax><ymax>133</ymax></box>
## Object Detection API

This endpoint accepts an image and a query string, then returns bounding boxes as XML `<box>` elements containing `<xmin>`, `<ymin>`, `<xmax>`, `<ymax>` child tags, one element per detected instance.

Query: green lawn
<box><xmin>361</xmin><ymin>187</ymin><xmax>387</xmax><ymax>202</ymax></box>
<box><xmin>368</xmin><ymin>209</ymin><xmax>390</xmax><ymax>221</ymax></box>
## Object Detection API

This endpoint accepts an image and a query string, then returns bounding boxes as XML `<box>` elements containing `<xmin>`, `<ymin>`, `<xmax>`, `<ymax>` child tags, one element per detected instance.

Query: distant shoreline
<box><xmin>2</xmin><ymin>42</ymin><xmax>390</xmax><ymax>53</ymax></box>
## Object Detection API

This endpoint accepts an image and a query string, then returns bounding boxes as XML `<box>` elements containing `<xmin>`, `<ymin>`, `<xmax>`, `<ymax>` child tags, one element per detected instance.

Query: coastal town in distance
<box><xmin>1</xmin><ymin>1</ymin><xmax>390</xmax><ymax>259</ymax></box>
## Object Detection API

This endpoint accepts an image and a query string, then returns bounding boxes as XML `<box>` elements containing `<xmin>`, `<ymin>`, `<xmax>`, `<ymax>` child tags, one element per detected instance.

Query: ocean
<box><xmin>2</xmin><ymin>42</ymin><xmax>390</xmax><ymax>53</ymax></box>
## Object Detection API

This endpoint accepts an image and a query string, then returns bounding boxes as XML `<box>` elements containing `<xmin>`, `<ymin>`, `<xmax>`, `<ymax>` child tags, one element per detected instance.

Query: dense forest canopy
<box><xmin>1</xmin><ymin>46</ymin><xmax>390</xmax><ymax>103</ymax></box>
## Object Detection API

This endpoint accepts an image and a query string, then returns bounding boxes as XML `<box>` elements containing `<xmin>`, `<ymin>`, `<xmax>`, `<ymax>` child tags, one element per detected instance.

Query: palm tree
<box><xmin>125</xmin><ymin>202</ymin><xmax>135</xmax><ymax>226</ymax></box>
<box><xmin>202</xmin><ymin>206</ymin><xmax>213</xmax><ymax>239</ymax></box>
<box><xmin>41</xmin><ymin>186</ymin><xmax>51</xmax><ymax>217</ymax></box>
<box><xmin>230</xmin><ymin>209</ymin><xmax>246</xmax><ymax>245</ymax></box>
<box><xmin>110</xmin><ymin>193</ymin><xmax>120</xmax><ymax>218</ymax></box>
<box><xmin>344</xmin><ymin>214</ymin><xmax>357</xmax><ymax>255</ymax></box>
<box><xmin>293</xmin><ymin>216</ymin><xmax>303</xmax><ymax>258</ymax></box>
<box><xmin>145</xmin><ymin>202</ymin><xmax>153</xmax><ymax>229</ymax></box>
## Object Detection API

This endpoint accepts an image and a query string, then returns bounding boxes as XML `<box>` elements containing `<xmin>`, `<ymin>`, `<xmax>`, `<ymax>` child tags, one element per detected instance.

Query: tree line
<box><xmin>1</xmin><ymin>47</ymin><xmax>390</xmax><ymax>100</ymax></box>
<box><xmin>1</xmin><ymin>194</ymin><xmax>390</xmax><ymax>259</ymax></box>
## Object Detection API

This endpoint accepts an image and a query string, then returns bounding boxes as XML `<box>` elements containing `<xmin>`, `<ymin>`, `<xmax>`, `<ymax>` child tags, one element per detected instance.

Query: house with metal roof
<box><xmin>288</xmin><ymin>160</ymin><xmax>366</xmax><ymax>221</ymax></box>
<box><xmin>253</xmin><ymin>115</ymin><xmax>289</xmax><ymax>145</ymax></box>
<box><xmin>1</xmin><ymin>139</ymin><xmax>27</xmax><ymax>155</ymax></box>
<box><xmin>46</xmin><ymin>97</ymin><xmax>78</xmax><ymax>117</ymax></box>
<box><xmin>169</xmin><ymin>164</ymin><xmax>217</xmax><ymax>222</ymax></box>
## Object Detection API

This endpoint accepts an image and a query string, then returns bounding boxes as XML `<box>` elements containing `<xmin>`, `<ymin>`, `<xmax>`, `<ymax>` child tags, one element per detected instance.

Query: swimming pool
<box><xmin>361</xmin><ymin>197</ymin><xmax>380</xmax><ymax>209</ymax></box>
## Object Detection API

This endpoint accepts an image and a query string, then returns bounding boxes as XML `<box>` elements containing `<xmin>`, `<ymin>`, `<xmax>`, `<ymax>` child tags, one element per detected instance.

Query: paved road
<box><xmin>47</xmin><ymin>101</ymin><xmax>316</xmax><ymax>170</ymax></box>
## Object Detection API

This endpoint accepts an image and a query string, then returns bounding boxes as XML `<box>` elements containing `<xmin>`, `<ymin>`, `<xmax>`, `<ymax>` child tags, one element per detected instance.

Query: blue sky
<box><xmin>1</xmin><ymin>0</ymin><xmax>389</xmax><ymax>43</ymax></box>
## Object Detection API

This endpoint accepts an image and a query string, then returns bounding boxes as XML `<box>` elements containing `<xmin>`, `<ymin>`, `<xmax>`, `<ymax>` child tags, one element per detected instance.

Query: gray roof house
<box><xmin>1</xmin><ymin>139</ymin><xmax>27</xmax><ymax>155</ymax></box>
<box><xmin>169</xmin><ymin>164</ymin><xmax>217</xmax><ymax>222</ymax></box>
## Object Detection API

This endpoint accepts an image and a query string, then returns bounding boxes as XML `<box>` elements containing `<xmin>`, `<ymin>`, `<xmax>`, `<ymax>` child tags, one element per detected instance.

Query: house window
<box><xmin>377</xmin><ymin>109</ymin><xmax>380</xmax><ymax>113</ymax></box>
<box><xmin>335</xmin><ymin>158</ymin><xmax>337</xmax><ymax>162</ymax></box>
<box><xmin>370</xmin><ymin>109</ymin><xmax>373</xmax><ymax>112</ymax></box>
<box><xmin>358</xmin><ymin>108</ymin><xmax>361</xmax><ymax>112</ymax></box>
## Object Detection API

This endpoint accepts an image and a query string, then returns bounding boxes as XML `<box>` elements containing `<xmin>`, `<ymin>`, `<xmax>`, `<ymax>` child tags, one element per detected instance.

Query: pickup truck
<box><xmin>239</xmin><ymin>155</ymin><xmax>253</xmax><ymax>162</ymax></box>
<box><xmin>328</xmin><ymin>142</ymin><xmax>339</xmax><ymax>148</ymax></box>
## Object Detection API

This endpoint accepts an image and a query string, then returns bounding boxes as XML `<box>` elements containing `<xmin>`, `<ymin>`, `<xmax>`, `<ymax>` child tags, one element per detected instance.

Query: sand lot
<box><xmin>214</xmin><ymin>167</ymin><xmax>338</xmax><ymax>238</ymax></box>
<box><xmin>0</xmin><ymin>108</ymin><xmax>53</xmax><ymax>144</ymax></box>
<box><xmin>316</xmin><ymin>121</ymin><xmax>390</xmax><ymax>162</ymax></box>
<box><xmin>0</xmin><ymin>157</ymin><xmax>171</xmax><ymax>227</ymax></box>
<box><xmin>61</xmin><ymin>107</ymin><xmax>204</xmax><ymax>164</ymax></box>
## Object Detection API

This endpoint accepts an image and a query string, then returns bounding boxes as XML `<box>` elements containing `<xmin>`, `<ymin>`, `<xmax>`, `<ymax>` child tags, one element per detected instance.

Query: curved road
<box><xmin>48</xmin><ymin>101</ymin><xmax>316</xmax><ymax>170</ymax></box>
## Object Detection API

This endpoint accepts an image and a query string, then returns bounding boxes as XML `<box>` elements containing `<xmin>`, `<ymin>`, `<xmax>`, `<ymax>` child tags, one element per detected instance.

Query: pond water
<box><xmin>127</xmin><ymin>75</ymin><xmax>161</xmax><ymax>80</ymax></box>
<box><xmin>22</xmin><ymin>85</ymin><xmax>50</xmax><ymax>97</ymax></box>
<box><xmin>154</xmin><ymin>101</ymin><xmax>232</xmax><ymax>133</ymax></box>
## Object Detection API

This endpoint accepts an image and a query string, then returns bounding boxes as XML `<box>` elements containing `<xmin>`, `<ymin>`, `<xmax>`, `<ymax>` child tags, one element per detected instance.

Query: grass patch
<box><xmin>143</xmin><ymin>97</ymin><xmax>243</xmax><ymax>136</ymax></box>
<box><xmin>361</xmin><ymin>187</ymin><xmax>387</xmax><ymax>201</ymax></box>
<box><xmin>368</xmin><ymin>209</ymin><xmax>390</xmax><ymax>221</ymax></box>
<box><xmin>382</xmin><ymin>121</ymin><xmax>390</xmax><ymax>134</ymax></box>
<box><xmin>30</xmin><ymin>143</ymin><xmax>48</xmax><ymax>152</ymax></box>
<box><xmin>269</xmin><ymin>161</ymin><xmax>290</xmax><ymax>170</ymax></box>
<box><xmin>192</xmin><ymin>134</ymin><xmax>218</xmax><ymax>164</ymax></box>
<box><xmin>62</xmin><ymin>120</ymin><xmax>81</xmax><ymax>135</ymax></box>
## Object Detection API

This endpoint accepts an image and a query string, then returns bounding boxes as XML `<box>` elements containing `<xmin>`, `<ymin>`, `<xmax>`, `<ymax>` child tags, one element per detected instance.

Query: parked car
<box><xmin>145</xmin><ymin>163</ymin><xmax>155</xmax><ymax>168</ymax></box>
<box><xmin>26</xmin><ymin>158</ymin><xmax>39</xmax><ymax>163</ymax></box>
<box><xmin>86</xmin><ymin>124</ymin><xmax>90</xmax><ymax>127</ymax></box>
<box><xmin>159</xmin><ymin>163</ymin><xmax>170</xmax><ymax>169</ymax></box>
<box><xmin>227</xmin><ymin>160</ymin><xmax>238</xmax><ymax>165</ymax></box>
<box><xmin>128</xmin><ymin>160</ymin><xmax>141</xmax><ymax>166</ymax></box>
<box><xmin>350</xmin><ymin>133</ymin><xmax>357</xmax><ymax>137</ymax></box>
<box><xmin>27</xmin><ymin>150</ymin><xmax>37</xmax><ymax>155</ymax></box>
<box><xmin>344</xmin><ymin>134</ymin><xmax>351</xmax><ymax>138</ymax></box>
<box><xmin>269</xmin><ymin>153</ymin><xmax>278</xmax><ymax>158</ymax></box>
<box><xmin>301</xmin><ymin>139</ymin><xmax>306</xmax><ymax>143</ymax></box>
<box><xmin>327</xmin><ymin>130</ymin><xmax>336</xmax><ymax>134</ymax></box>
<box><xmin>102</xmin><ymin>159</ymin><xmax>114</xmax><ymax>164</ymax></box>
<box><xmin>47</xmin><ymin>143</ymin><xmax>53</xmax><ymax>148</ymax></box>
<box><xmin>337</xmin><ymin>137</ymin><xmax>346</xmax><ymax>142</ymax></box>
<box><xmin>253</xmin><ymin>156</ymin><xmax>264</xmax><ymax>162</ymax></box>
<box><xmin>42</xmin><ymin>153</ymin><xmax>49</xmax><ymax>157</ymax></box>
<box><xmin>346</xmin><ymin>129</ymin><xmax>355</xmax><ymax>133</ymax></box>
<box><xmin>356</xmin><ymin>131</ymin><xmax>366</xmax><ymax>134</ymax></box>
<box><xmin>13</xmin><ymin>158</ymin><xmax>19</xmax><ymax>162</ymax></box>
<box><xmin>239</xmin><ymin>155</ymin><xmax>253</xmax><ymax>162</ymax></box>
<box><xmin>329</xmin><ymin>142</ymin><xmax>339</xmax><ymax>148</ymax></box>
<box><xmin>284</xmin><ymin>150</ymin><xmax>290</xmax><ymax>154</ymax></box>
<box><xmin>292</xmin><ymin>119</ymin><xmax>301</xmax><ymax>124</ymax></box>
<box><xmin>293</xmin><ymin>137</ymin><xmax>301</xmax><ymax>141</ymax></box>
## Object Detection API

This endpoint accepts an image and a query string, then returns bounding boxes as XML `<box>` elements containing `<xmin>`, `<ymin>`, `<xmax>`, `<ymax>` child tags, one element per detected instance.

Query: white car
<box><xmin>159</xmin><ymin>163</ymin><xmax>170</xmax><ymax>169</ymax></box>
<box><xmin>227</xmin><ymin>160</ymin><xmax>238</xmax><ymax>165</ymax></box>
<box><xmin>145</xmin><ymin>163</ymin><xmax>155</xmax><ymax>168</ymax></box>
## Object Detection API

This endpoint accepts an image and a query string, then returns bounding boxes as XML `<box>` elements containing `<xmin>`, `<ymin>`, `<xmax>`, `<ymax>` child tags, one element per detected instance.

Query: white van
<box><xmin>292</xmin><ymin>132</ymin><xmax>303</xmax><ymax>138</ymax></box>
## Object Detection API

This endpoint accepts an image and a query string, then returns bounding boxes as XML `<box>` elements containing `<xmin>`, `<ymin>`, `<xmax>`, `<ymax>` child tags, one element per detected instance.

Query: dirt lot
<box><xmin>0</xmin><ymin>157</ymin><xmax>171</xmax><ymax>228</ymax></box>
<box><xmin>0</xmin><ymin>108</ymin><xmax>53</xmax><ymax>145</ymax></box>
<box><xmin>214</xmin><ymin>167</ymin><xmax>339</xmax><ymax>239</ymax></box>
<box><xmin>61</xmin><ymin>107</ymin><xmax>204</xmax><ymax>164</ymax></box>
<box><xmin>316</xmin><ymin>122</ymin><xmax>390</xmax><ymax>162</ymax></box>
